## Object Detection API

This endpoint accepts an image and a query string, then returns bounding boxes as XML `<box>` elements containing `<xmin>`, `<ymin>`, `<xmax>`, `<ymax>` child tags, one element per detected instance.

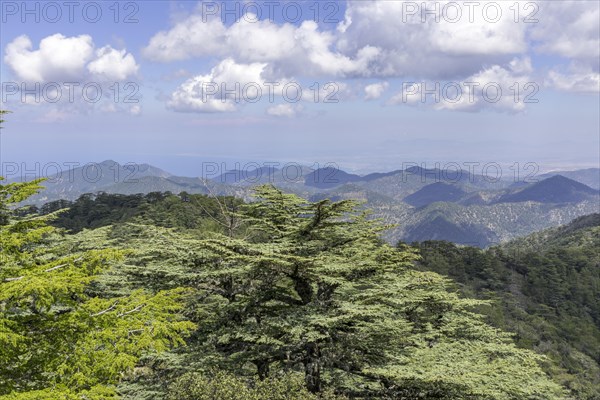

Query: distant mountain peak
<box><xmin>403</xmin><ymin>182</ymin><xmax>468</xmax><ymax>208</ymax></box>
<box><xmin>98</xmin><ymin>159</ymin><xmax>119</xmax><ymax>166</ymax></box>
<box><xmin>498</xmin><ymin>175</ymin><xmax>598</xmax><ymax>204</ymax></box>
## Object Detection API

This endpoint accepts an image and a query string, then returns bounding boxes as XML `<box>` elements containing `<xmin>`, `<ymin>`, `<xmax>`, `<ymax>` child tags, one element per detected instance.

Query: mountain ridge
<box><xmin>497</xmin><ymin>175</ymin><xmax>598</xmax><ymax>204</ymax></box>
<box><xmin>6</xmin><ymin>161</ymin><xmax>599</xmax><ymax>247</ymax></box>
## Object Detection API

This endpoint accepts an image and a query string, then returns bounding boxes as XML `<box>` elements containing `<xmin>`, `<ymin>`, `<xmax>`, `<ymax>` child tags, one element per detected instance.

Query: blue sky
<box><xmin>1</xmin><ymin>0</ymin><xmax>598</xmax><ymax>175</ymax></box>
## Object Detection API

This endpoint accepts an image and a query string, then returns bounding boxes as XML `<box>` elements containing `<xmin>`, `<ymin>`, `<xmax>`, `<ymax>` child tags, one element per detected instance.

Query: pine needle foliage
<box><xmin>187</xmin><ymin>185</ymin><xmax>566</xmax><ymax>399</ymax></box>
<box><xmin>0</xmin><ymin>179</ymin><xmax>195</xmax><ymax>398</ymax></box>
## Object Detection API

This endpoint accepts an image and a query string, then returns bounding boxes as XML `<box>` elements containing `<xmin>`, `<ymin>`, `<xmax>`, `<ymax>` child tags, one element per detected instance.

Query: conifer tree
<box><xmin>188</xmin><ymin>185</ymin><xmax>566</xmax><ymax>399</ymax></box>
<box><xmin>0</xmin><ymin>114</ymin><xmax>194</xmax><ymax>398</ymax></box>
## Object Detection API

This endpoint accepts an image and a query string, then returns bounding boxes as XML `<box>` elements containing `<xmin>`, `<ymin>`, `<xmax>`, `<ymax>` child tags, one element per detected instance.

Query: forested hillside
<box><xmin>33</xmin><ymin>191</ymin><xmax>243</xmax><ymax>235</ymax></box>
<box><xmin>413</xmin><ymin>214</ymin><xmax>600</xmax><ymax>399</ymax></box>
<box><xmin>0</xmin><ymin>182</ymin><xmax>573</xmax><ymax>399</ymax></box>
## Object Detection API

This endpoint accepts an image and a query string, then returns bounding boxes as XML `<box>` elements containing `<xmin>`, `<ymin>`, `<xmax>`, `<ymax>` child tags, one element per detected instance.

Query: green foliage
<box><xmin>40</xmin><ymin>191</ymin><xmax>243</xmax><ymax>235</ymax></box>
<box><xmin>185</xmin><ymin>185</ymin><xmax>565</xmax><ymax>398</ymax></box>
<box><xmin>0</xmin><ymin>179</ymin><xmax>195</xmax><ymax>397</ymax></box>
<box><xmin>0</xmin><ymin>174</ymin><xmax>575</xmax><ymax>399</ymax></box>
<box><xmin>0</xmin><ymin>385</ymin><xmax>118</xmax><ymax>400</ymax></box>
<box><xmin>0</xmin><ymin>110</ymin><xmax>10</xmax><ymax>129</ymax></box>
<box><xmin>0</xmin><ymin>179</ymin><xmax>46</xmax><ymax>226</ymax></box>
<box><xmin>413</xmin><ymin>216</ymin><xmax>600</xmax><ymax>400</ymax></box>
<box><xmin>168</xmin><ymin>370</ymin><xmax>344</xmax><ymax>400</ymax></box>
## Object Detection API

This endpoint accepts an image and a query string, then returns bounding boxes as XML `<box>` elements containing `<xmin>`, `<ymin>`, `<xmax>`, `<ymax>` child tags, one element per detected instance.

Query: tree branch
<box><xmin>3</xmin><ymin>257</ymin><xmax>84</xmax><ymax>282</ymax></box>
<box><xmin>91</xmin><ymin>301</ymin><xmax>119</xmax><ymax>317</ymax></box>
<box><xmin>118</xmin><ymin>303</ymin><xmax>145</xmax><ymax>317</ymax></box>
<box><xmin>3</xmin><ymin>276</ymin><xmax>24</xmax><ymax>282</ymax></box>
<box><xmin>45</xmin><ymin>257</ymin><xmax>83</xmax><ymax>272</ymax></box>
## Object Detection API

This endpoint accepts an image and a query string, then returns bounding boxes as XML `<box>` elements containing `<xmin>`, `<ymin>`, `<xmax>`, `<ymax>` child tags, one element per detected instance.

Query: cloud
<box><xmin>442</xmin><ymin>58</ymin><xmax>534</xmax><ymax>112</ymax></box>
<box><xmin>336</xmin><ymin>1</ymin><xmax>528</xmax><ymax>79</ymax></box>
<box><xmin>167</xmin><ymin>57</ymin><xmax>353</xmax><ymax>113</ymax></box>
<box><xmin>144</xmin><ymin>0</ymin><xmax>598</xmax><ymax>114</ymax></box>
<box><xmin>129</xmin><ymin>105</ymin><xmax>142</xmax><ymax>115</ymax></box>
<box><xmin>87</xmin><ymin>46</ymin><xmax>139</xmax><ymax>81</ymax></box>
<box><xmin>532</xmin><ymin>1</ymin><xmax>600</xmax><ymax>64</ymax></box>
<box><xmin>266</xmin><ymin>104</ymin><xmax>302</xmax><ymax>117</ymax></box>
<box><xmin>167</xmin><ymin>58</ymin><xmax>269</xmax><ymax>113</ymax></box>
<box><xmin>547</xmin><ymin>69</ymin><xmax>600</xmax><ymax>93</ymax></box>
<box><xmin>525</xmin><ymin>0</ymin><xmax>600</xmax><ymax>92</ymax></box>
<box><xmin>143</xmin><ymin>12</ymin><xmax>379</xmax><ymax>78</ymax></box>
<box><xmin>142</xmin><ymin>1</ymin><xmax>599</xmax><ymax>83</ymax></box>
<box><xmin>389</xmin><ymin>58</ymin><xmax>535</xmax><ymax>113</ymax></box>
<box><xmin>389</xmin><ymin>83</ymin><xmax>424</xmax><ymax>106</ymax></box>
<box><xmin>4</xmin><ymin>34</ymin><xmax>138</xmax><ymax>83</ymax></box>
<box><xmin>364</xmin><ymin>82</ymin><xmax>388</xmax><ymax>100</ymax></box>
<box><xmin>142</xmin><ymin>15</ymin><xmax>226</xmax><ymax>62</ymax></box>
<box><xmin>301</xmin><ymin>81</ymin><xmax>350</xmax><ymax>103</ymax></box>
<box><xmin>3</xmin><ymin>33</ymin><xmax>140</xmax><ymax>114</ymax></box>
<box><xmin>223</xmin><ymin>16</ymin><xmax>299</xmax><ymax>63</ymax></box>
<box><xmin>430</xmin><ymin>2</ymin><xmax>527</xmax><ymax>56</ymax></box>
<box><xmin>4</xmin><ymin>34</ymin><xmax>94</xmax><ymax>82</ymax></box>
<box><xmin>532</xmin><ymin>1</ymin><xmax>599</xmax><ymax>94</ymax></box>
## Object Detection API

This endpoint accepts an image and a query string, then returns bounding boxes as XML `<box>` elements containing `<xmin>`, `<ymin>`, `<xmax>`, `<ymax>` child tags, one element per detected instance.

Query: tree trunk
<box><xmin>304</xmin><ymin>343</ymin><xmax>322</xmax><ymax>393</ymax></box>
<box><xmin>255</xmin><ymin>359</ymin><xmax>270</xmax><ymax>380</ymax></box>
<box><xmin>294</xmin><ymin>274</ymin><xmax>313</xmax><ymax>305</ymax></box>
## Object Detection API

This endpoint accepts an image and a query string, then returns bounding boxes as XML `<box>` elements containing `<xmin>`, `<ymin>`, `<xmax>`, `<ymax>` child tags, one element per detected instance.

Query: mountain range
<box><xmin>6</xmin><ymin>160</ymin><xmax>599</xmax><ymax>247</ymax></box>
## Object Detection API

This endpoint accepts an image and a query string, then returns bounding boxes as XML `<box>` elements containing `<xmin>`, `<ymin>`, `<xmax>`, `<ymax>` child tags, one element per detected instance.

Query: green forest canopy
<box><xmin>0</xmin><ymin>179</ymin><xmax>570</xmax><ymax>399</ymax></box>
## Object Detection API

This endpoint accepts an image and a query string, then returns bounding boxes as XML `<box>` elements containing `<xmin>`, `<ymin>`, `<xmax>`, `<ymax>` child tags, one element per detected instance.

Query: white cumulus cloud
<box><xmin>143</xmin><ymin>12</ymin><xmax>379</xmax><ymax>78</ymax></box>
<box><xmin>389</xmin><ymin>58</ymin><xmax>535</xmax><ymax>113</ymax></box>
<box><xmin>532</xmin><ymin>1</ymin><xmax>600</xmax><ymax>63</ymax></box>
<box><xmin>548</xmin><ymin>69</ymin><xmax>600</xmax><ymax>93</ymax></box>
<box><xmin>337</xmin><ymin>1</ymin><xmax>528</xmax><ymax>79</ymax></box>
<box><xmin>364</xmin><ymin>82</ymin><xmax>389</xmax><ymax>100</ymax></box>
<box><xmin>3</xmin><ymin>33</ymin><xmax>140</xmax><ymax>116</ymax></box>
<box><xmin>4</xmin><ymin>34</ymin><xmax>138</xmax><ymax>83</ymax></box>
<box><xmin>88</xmin><ymin>46</ymin><xmax>139</xmax><ymax>81</ymax></box>
<box><xmin>167</xmin><ymin>58</ymin><xmax>269</xmax><ymax>113</ymax></box>
<box><xmin>4</xmin><ymin>34</ymin><xmax>94</xmax><ymax>82</ymax></box>
<box><xmin>143</xmin><ymin>0</ymin><xmax>599</xmax><ymax>113</ymax></box>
